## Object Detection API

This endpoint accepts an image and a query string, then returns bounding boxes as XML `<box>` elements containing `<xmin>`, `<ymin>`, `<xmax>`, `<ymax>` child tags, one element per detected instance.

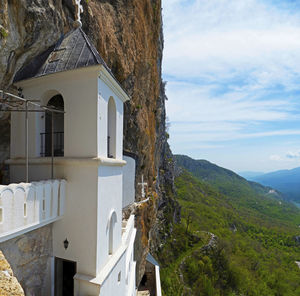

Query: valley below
<box><xmin>157</xmin><ymin>155</ymin><xmax>300</xmax><ymax>296</ymax></box>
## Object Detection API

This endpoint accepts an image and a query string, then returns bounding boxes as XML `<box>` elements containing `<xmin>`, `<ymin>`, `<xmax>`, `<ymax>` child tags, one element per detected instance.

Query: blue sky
<box><xmin>162</xmin><ymin>0</ymin><xmax>300</xmax><ymax>173</ymax></box>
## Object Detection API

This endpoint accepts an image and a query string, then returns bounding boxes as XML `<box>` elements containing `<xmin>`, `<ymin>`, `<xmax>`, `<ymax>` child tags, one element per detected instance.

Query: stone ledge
<box><xmin>0</xmin><ymin>216</ymin><xmax>62</xmax><ymax>244</ymax></box>
<box><xmin>6</xmin><ymin>157</ymin><xmax>127</xmax><ymax>167</ymax></box>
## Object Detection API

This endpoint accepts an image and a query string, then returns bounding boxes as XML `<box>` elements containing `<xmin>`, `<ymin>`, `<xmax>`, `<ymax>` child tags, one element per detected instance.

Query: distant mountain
<box><xmin>239</xmin><ymin>171</ymin><xmax>265</xmax><ymax>180</ymax></box>
<box><xmin>174</xmin><ymin>155</ymin><xmax>283</xmax><ymax>202</ymax></box>
<box><xmin>252</xmin><ymin>167</ymin><xmax>300</xmax><ymax>202</ymax></box>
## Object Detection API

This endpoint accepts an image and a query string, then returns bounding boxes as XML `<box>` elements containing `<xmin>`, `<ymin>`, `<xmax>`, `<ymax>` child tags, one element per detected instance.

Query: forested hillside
<box><xmin>174</xmin><ymin>155</ymin><xmax>284</xmax><ymax>201</ymax></box>
<box><xmin>158</xmin><ymin>156</ymin><xmax>300</xmax><ymax>296</ymax></box>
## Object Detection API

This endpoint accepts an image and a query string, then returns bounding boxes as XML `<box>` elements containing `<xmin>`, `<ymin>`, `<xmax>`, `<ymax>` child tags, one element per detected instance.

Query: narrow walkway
<box><xmin>168</xmin><ymin>231</ymin><xmax>214</xmax><ymax>295</ymax></box>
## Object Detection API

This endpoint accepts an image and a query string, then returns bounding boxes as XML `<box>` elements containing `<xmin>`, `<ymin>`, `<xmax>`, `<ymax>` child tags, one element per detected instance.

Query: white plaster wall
<box><xmin>10</xmin><ymin>108</ymin><xmax>26</xmax><ymax>158</ymax></box>
<box><xmin>122</xmin><ymin>156</ymin><xmax>136</xmax><ymax>208</ymax></box>
<box><xmin>100</xmin><ymin>254</ymin><xmax>126</xmax><ymax>296</ymax></box>
<box><xmin>52</xmin><ymin>165</ymin><xmax>99</xmax><ymax>277</ymax></box>
<box><xmin>97</xmin><ymin>165</ymin><xmax>122</xmax><ymax>273</ymax></box>
<box><xmin>13</xmin><ymin>66</ymin><xmax>99</xmax><ymax>162</ymax></box>
<box><xmin>10</xmin><ymin>162</ymin><xmax>66</xmax><ymax>184</ymax></box>
<box><xmin>97</xmin><ymin>77</ymin><xmax>124</xmax><ymax>160</ymax></box>
<box><xmin>75</xmin><ymin>279</ymin><xmax>101</xmax><ymax>295</ymax></box>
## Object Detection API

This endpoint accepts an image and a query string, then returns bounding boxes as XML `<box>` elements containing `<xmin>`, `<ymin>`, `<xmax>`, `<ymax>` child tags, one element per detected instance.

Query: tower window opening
<box><xmin>107</xmin><ymin>97</ymin><xmax>116</xmax><ymax>158</ymax></box>
<box><xmin>41</xmin><ymin>94</ymin><xmax>64</xmax><ymax>157</ymax></box>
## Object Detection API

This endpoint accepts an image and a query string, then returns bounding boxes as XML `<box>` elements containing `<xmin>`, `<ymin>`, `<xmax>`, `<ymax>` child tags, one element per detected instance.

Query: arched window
<box><xmin>107</xmin><ymin>97</ymin><xmax>116</xmax><ymax>158</ymax></box>
<box><xmin>108</xmin><ymin>211</ymin><xmax>117</xmax><ymax>255</ymax></box>
<box><xmin>41</xmin><ymin>95</ymin><xmax>64</xmax><ymax>157</ymax></box>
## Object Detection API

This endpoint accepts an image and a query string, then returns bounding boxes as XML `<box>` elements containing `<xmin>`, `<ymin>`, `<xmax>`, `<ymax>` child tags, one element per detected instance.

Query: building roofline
<box><xmin>13</xmin><ymin>28</ymin><xmax>130</xmax><ymax>101</ymax></box>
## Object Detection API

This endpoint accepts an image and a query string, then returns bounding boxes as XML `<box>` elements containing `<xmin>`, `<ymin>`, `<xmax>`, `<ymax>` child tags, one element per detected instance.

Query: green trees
<box><xmin>158</xmin><ymin>167</ymin><xmax>300</xmax><ymax>296</ymax></box>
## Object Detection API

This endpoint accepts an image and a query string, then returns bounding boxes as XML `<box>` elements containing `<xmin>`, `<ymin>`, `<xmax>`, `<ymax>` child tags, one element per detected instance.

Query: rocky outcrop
<box><xmin>0</xmin><ymin>251</ymin><xmax>24</xmax><ymax>295</ymax></box>
<box><xmin>0</xmin><ymin>0</ymin><xmax>73</xmax><ymax>88</ymax></box>
<box><xmin>0</xmin><ymin>0</ymin><xmax>179</xmax><ymax>288</ymax></box>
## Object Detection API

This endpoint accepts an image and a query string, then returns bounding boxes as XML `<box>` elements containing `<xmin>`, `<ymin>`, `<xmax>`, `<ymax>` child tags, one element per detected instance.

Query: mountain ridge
<box><xmin>174</xmin><ymin>154</ymin><xmax>284</xmax><ymax>202</ymax></box>
<box><xmin>244</xmin><ymin>166</ymin><xmax>300</xmax><ymax>202</ymax></box>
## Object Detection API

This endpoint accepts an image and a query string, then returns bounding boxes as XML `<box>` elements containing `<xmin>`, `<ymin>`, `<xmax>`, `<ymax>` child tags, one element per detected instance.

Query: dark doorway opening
<box><xmin>55</xmin><ymin>257</ymin><xmax>76</xmax><ymax>296</ymax></box>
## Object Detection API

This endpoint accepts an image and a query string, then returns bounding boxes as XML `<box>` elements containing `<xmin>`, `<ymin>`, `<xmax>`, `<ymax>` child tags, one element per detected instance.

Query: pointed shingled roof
<box><xmin>14</xmin><ymin>28</ymin><xmax>113</xmax><ymax>83</ymax></box>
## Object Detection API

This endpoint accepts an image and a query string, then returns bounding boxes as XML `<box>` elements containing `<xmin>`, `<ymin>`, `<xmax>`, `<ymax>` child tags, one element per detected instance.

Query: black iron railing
<box><xmin>40</xmin><ymin>132</ymin><xmax>64</xmax><ymax>157</ymax></box>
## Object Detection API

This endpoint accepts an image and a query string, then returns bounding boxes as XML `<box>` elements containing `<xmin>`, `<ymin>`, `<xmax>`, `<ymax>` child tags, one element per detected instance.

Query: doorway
<box><xmin>55</xmin><ymin>257</ymin><xmax>76</xmax><ymax>296</ymax></box>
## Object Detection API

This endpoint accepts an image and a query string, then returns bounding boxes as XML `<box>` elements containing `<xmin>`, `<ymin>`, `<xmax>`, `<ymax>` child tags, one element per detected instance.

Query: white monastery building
<box><xmin>0</xmin><ymin>5</ymin><xmax>139</xmax><ymax>295</ymax></box>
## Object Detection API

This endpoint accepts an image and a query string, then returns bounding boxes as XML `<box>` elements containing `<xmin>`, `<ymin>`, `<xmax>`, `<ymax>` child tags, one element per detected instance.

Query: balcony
<box><xmin>40</xmin><ymin>132</ymin><xmax>64</xmax><ymax>157</ymax></box>
<box><xmin>0</xmin><ymin>179</ymin><xmax>66</xmax><ymax>242</ymax></box>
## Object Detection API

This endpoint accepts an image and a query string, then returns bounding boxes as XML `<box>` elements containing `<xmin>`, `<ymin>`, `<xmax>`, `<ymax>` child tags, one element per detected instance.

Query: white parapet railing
<box><xmin>0</xmin><ymin>179</ymin><xmax>66</xmax><ymax>242</ymax></box>
<box><xmin>122</xmin><ymin>215</ymin><xmax>135</xmax><ymax>245</ymax></box>
<box><xmin>74</xmin><ymin>214</ymin><xmax>137</xmax><ymax>295</ymax></box>
<box><xmin>122</xmin><ymin>215</ymin><xmax>136</xmax><ymax>296</ymax></box>
<box><xmin>155</xmin><ymin>265</ymin><xmax>162</xmax><ymax>296</ymax></box>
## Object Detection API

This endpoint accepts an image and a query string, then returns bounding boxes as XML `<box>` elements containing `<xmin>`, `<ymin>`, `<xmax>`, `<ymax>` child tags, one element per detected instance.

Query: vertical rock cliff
<box><xmin>0</xmin><ymin>0</ymin><xmax>179</xmax><ymax>287</ymax></box>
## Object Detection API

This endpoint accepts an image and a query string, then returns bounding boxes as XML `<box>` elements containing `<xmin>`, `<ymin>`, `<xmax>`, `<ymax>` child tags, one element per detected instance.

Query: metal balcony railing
<box><xmin>40</xmin><ymin>132</ymin><xmax>64</xmax><ymax>157</ymax></box>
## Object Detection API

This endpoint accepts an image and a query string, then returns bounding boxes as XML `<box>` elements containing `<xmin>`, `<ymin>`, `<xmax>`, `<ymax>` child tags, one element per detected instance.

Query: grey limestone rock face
<box><xmin>0</xmin><ymin>250</ymin><xmax>24</xmax><ymax>295</ymax></box>
<box><xmin>0</xmin><ymin>225</ymin><xmax>53</xmax><ymax>296</ymax></box>
<box><xmin>0</xmin><ymin>0</ymin><xmax>72</xmax><ymax>88</ymax></box>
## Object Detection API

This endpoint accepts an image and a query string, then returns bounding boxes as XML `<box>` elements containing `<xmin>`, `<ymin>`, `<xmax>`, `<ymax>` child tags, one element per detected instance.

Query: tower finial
<box><xmin>73</xmin><ymin>0</ymin><xmax>83</xmax><ymax>28</ymax></box>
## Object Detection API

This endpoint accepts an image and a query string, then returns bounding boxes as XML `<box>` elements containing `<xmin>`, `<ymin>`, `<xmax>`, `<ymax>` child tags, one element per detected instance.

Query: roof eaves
<box><xmin>146</xmin><ymin>253</ymin><xmax>160</xmax><ymax>267</ymax></box>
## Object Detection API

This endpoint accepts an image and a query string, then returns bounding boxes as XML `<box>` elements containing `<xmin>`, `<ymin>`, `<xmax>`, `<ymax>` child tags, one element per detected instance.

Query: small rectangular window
<box><xmin>43</xmin><ymin>199</ymin><xmax>45</xmax><ymax>212</ymax></box>
<box><xmin>118</xmin><ymin>271</ymin><xmax>121</xmax><ymax>283</ymax></box>
<box><xmin>24</xmin><ymin>203</ymin><xmax>27</xmax><ymax>217</ymax></box>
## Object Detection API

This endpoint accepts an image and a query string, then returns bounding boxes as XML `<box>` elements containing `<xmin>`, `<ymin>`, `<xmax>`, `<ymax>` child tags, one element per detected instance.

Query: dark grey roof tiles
<box><xmin>14</xmin><ymin>28</ymin><xmax>110</xmax><ymax>82</ymax></box>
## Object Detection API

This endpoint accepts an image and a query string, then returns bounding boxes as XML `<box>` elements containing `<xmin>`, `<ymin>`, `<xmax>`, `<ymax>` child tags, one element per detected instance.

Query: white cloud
<box><xmin>166</xmin><ymin>81</ymin><xmax>298</xmax><ymax>124</ymax></box>
<box><xmin>170</xmin><ymin>125</ymin><xmax>300</xmax><ymax>143</ymax></box>
<box><xmin>268</xmin><ymin>151</ymin><xmax>300</xmax><ymax>162</ymax></box>
<box><xmin>286</xmin><ymin>151</ymin><xmax>300</xmax><ymax>159</ymax></box>
<box><xmin>163</xmin><ymin>0</ymin><xmax>300</xmax><ymax>90</ymax></box>
<box><xmin>270</xmin><ymin>154</ymin><xmax>283</xmax><ymax>161</ymax></box>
